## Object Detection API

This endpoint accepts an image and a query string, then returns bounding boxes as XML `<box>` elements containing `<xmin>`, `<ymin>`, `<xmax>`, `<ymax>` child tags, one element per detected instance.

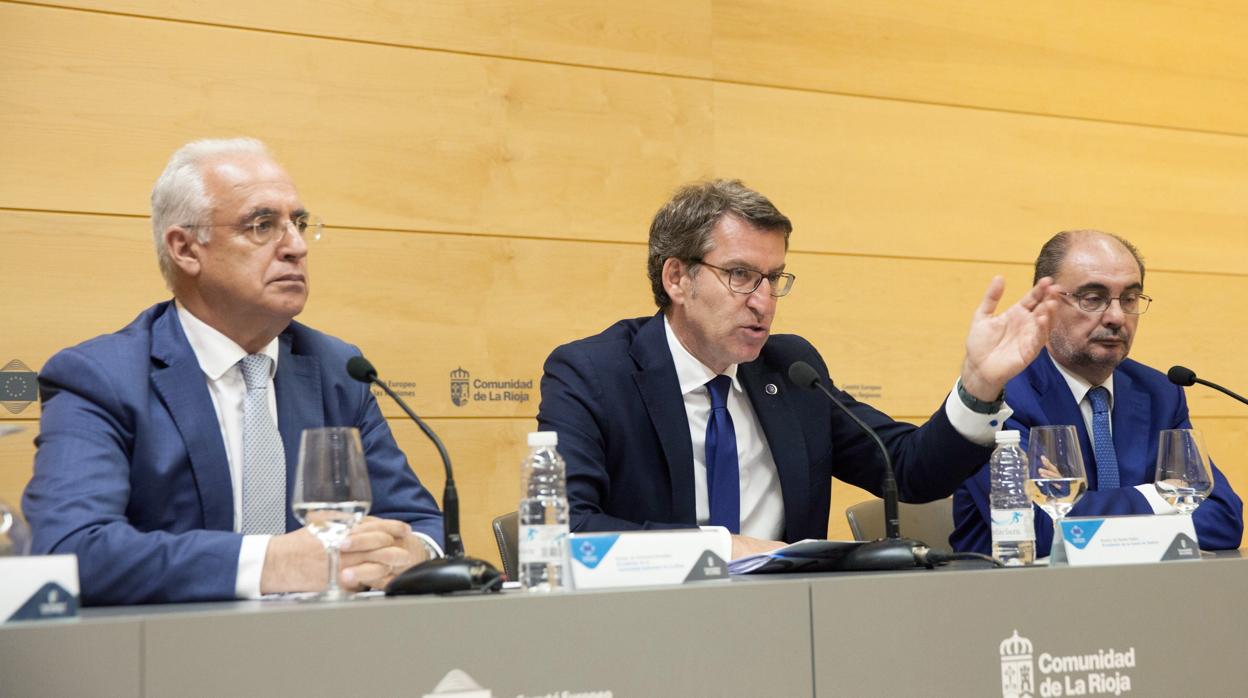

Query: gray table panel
<box><xmin>141</xmin><ymin>580</ymin><xmax>812</xmax><ymax>697</ymax></box>
<box><xmin>0</xmin><ymin>617</ymin><xmax>141</xmax><ymax>698</ymax></box>
<box><xmin>810</xmin><ymin>557</ymin><xmax>1248</xmax><ymax>696</ymax></box>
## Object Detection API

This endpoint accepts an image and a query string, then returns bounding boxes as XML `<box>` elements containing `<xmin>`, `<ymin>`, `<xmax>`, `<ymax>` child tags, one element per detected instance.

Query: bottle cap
<box><xmin>994</xmin><ymin>429</ymin><xmax>1021</xmax><ymax>444</ymax></box>
<box><xmin>528</xmin><ymin>431</ymin><xmax>558</xmax><ymax>447</ymax></box>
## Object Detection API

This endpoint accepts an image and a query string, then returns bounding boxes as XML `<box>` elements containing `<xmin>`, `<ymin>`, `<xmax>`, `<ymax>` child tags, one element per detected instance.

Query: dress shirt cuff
<box><xmin>412</xmin><ymin>529</ymin><xmax>444</xmax><ymax>559</ymax></box>
<box><xmin>1134</xmin><ymin>484</ymin><xmax>1178</xmax><ymax>514</ymax></box>
<box><xmin>943</xmin><ymin>380</ymin><xmax>1014</xmax><ymax>447</ymax></box>
<box><xmin>235</xmin><ymin>534</ymin><xmax>271</xmax><ymax>599</ymax></box>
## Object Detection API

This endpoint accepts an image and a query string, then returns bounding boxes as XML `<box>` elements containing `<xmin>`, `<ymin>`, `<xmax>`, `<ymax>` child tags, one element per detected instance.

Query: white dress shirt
<box><xmin>664</xmin><ymin>318</ymin><xmax>786</xmax><ymax>540</ymax></box>
<box><xmin>175</xmin><ymin>302</ymin><xmax>276</xmax><ymax>598</ymax></box>
<box><xmin>664</xmin><ymin>317</ymin><xmax>1010</xmax><ymax>541</ymax></box>
<box><xmin>1047</xmin><ymin>354</ymin><xmax>1175</xmax><ymax>514</ymax></box>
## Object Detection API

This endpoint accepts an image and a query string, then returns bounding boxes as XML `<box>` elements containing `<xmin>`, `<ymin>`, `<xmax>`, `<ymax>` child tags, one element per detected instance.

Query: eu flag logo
<box><xmin>1</xmin><ymin>360</ymin><xmax>37</xmax><ymax>414</ymax></box>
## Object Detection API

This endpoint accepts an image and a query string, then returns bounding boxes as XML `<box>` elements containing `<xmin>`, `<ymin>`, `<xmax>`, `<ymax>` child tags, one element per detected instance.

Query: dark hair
<box><xmin>1034</xmin><ymin>229</ymin><xmax>1145</xmax><ymax>285</ymax></box>
<box><xmin>646</xmin><ymin>179</ymin><xmax>792</xmax><ymax>308</ymax></box>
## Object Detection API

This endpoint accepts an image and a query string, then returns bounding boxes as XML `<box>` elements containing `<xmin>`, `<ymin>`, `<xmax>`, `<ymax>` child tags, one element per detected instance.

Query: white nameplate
<box><xmin>568</xmin><ymin>528</ymin><xmax>732</xmax><ymax>590</ymax></box>
<box><xmin>1</xmin><ymin>555</ymin><xmax>79</xmax><ymax>623</ymax></box>
<box><xmin>1059</xmin><ymin>515</ymin><xmax>1200</xmax><ymax>566</ymax></box>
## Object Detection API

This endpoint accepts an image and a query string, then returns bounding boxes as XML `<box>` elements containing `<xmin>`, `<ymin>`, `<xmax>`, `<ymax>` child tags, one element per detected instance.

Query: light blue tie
<box><xmin>239</xmin><ymin>354</ymin><xmax>287</xmax><ymax>534</ymax></box>
<box><xmin>1087</xmin><ymin>386</ymin><xmax>1120</xmax><ymax>490</ymax></box>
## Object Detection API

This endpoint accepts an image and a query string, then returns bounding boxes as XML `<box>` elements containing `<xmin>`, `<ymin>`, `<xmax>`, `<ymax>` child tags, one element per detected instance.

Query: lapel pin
<box><xmin>765</xmin><ymin>383</ymin><xmax>778</xmax><ymax>395</ymax></box>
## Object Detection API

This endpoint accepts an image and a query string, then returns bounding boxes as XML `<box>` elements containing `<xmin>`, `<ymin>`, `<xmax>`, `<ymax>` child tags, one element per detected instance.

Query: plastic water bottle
<box><xmin>989</xmin><ymin>430</ymin><xmax>1036</xmax><ymax>566</ymax></box>
<box><xmin>519</xmin><ymin>431</ymin><xmax>570</xmax><ymax>591</ymax></box>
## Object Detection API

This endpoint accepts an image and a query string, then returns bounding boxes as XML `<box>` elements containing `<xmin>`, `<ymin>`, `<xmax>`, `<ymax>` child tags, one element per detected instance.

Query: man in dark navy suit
<box><xmin>952</xmin><ymin>230</ymin><xmax>1243</xmax><ymax>556</ymax></box>
<box><xmin>537</xmin><ymin>179</ymin><xmax>1062</xmax><ymax>558</ymax></box>
<box><xmin>24</xmin><ymin>139</ymin><xmax>442</xmax><ymax>605</ymax></box>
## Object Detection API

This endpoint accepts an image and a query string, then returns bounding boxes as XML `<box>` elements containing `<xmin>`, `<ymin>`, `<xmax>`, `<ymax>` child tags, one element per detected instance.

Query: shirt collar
<box><xmin>175</xmin><ymin>300</ymin><xmax>280</xmax><ymax>381</ymax></box>
<box><xmin>1047</xmin><ymin>351</ymin><xmax>1114</xmax><ymax>408</ymax></box>
<box><xmin>663</xmin><ymin>314</ymin><xmax>741</xmax><ymax>396</ymax></box>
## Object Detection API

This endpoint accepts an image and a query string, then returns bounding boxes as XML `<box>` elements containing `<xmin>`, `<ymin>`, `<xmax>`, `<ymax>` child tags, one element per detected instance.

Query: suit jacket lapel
<box><xmin>1111</xmin><ymin>367</ymin><xmax>1151</xmax><ymax>485</ymax></box>
<box><xmin>1032</xmin><ymin>351</ymin><xmax>1097</xmax><ymax>478</ymax></box>
<box><xmin>148</xmin><ymin>303</ymin><xmax>235</xmax><ymax>531</ymax></box>
<box><xmin>739</xmin><ymin>360</ymin><xmax>809</xmax><ymax>540</ymax></box>
<box><xmin>630</xmin><ymin>313</ymin><xmax>697</xmax><ymax>524</ymax></box>
<box><xmin>275</xmin><ymin>330</ymin><xmax>325</xmax><ymax>530</ymax></box>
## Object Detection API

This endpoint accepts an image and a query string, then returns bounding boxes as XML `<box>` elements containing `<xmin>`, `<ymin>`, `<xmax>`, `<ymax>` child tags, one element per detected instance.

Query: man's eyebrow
<box><xmin>1073</xmin><ymin>281</ymin><xmax>1143</xmax><ymax>294</ymax></box>
<box><xmin>239</xmin><ymin>206</ymin><xmax>277</xmax><ymax>223</ymax></box>
<box><xmin>719</xmin><ymin>259</ymin><xmax>786</xmax><ymax>273</ymax></box>
<box><xmin>1073</xmin><ymin>282</ymin><xmax>1109</xmax><ymax>294</ymax></box>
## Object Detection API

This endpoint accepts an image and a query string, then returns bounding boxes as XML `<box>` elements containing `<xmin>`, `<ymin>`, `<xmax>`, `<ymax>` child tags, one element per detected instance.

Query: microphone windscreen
<box><xmin>787</xmin><ymin>361</ymin><xmax>821</xmax><ymax>389</ymax></box>
<box><xmin>1167</xmin><ymin>365</ymin><xmax>1197</xmax><ymax>387</ymax></box>
<box><xmin>346</xmin><ymin>355</ymin><xmax>378</xmax><ymax>383</ymax></box>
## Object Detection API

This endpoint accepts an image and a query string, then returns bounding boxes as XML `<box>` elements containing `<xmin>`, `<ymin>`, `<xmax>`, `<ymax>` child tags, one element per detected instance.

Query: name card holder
<box><xmin>1</xmin><ymin>555</ymin><xmax>79</xmax><ymax>623</ymax></box>
<box><xmin>1059</xmin><ymin>515</ymin><xmax>1200</xmax><ymax>566</ymax></box>
<box><xmin>568</xmin><ymin>528</ymin><xmax>731</xmax><ymax>590</ymax></box>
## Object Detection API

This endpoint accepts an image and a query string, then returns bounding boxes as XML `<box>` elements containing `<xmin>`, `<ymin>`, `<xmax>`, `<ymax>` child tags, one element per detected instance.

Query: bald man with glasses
<box><xmin>951</xmin><ymin>230</ymin><xmax>1243</xmax><ymax>557</ymax></box>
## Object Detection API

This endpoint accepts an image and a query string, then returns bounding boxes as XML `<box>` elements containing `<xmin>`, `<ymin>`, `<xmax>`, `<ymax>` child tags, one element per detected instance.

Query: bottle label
<box><xmin>519</xmin><ymin>524</ymin><xmax>569</xmax><ymax>564</ymax></box>
<box><xmin>990</xmin><ymin>508</ymin><xmax>1035</xmax><ymax>542</ymax></box>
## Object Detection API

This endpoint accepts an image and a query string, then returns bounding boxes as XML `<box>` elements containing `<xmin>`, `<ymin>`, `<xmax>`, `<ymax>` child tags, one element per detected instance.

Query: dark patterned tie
<box><xmin>704</xmin><ymin>375</ymin><xmax>740</xmax><ymax>533</ymax></box>
<box><xmin>239</xmin><ymin>354</ymin><xmax>287</xmax><ymax>534</ymax></box>
<box><xmin>1087</xmin><ymin>386</ymin><xmax>1120</xmax><ymax>490</ymax></box>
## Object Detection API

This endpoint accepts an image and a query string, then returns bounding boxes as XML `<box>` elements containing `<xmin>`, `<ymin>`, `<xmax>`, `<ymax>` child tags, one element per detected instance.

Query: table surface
<box><xmin>3</xmin><ymin>555</ymin><xmax>1245</xmax><ymax>697</ymax></box>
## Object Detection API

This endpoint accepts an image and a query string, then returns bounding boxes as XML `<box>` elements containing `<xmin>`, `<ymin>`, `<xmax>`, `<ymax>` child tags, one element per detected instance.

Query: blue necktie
<box><xmin>704</xmin><ymin>375</ymin><xmax>740</xmax><ymax>533</ymax></box>
<box><xmin>1087</xmin><ymin>386</ymin><xmax>1120</xmax><ymax>490</ymax></box>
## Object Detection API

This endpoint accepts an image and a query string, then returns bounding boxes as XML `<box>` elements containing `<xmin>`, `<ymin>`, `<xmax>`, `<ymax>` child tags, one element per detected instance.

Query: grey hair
<box><xmin>150</xmin><ymin>137</ymin><xmax>270</xmax><ymax>286</ymax></box>
<box><xmin>647</xmin><ymin>179</ymin><xmax>792</xmax><ymax>309</ymax></box>
<box><xmin>1034</xmin><ymin>229</ymin><xmax>1145</xmax><ymax>285</ymax></box>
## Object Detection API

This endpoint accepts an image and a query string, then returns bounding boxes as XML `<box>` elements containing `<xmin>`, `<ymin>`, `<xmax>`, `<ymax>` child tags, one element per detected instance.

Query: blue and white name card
<box><xmin>1</xmin><ymin>555</ymin><xmax>79</xmax><ymax>623</ymax></box>
<box><xmin>568</xmin><ymin>528</ymin><xmax>731</xmax><ymax>590</ymax></box>
<box><xmin>1059</xmin><ymin>515</ymin><xmax>1200</xmax><ymax>566</ymax></box>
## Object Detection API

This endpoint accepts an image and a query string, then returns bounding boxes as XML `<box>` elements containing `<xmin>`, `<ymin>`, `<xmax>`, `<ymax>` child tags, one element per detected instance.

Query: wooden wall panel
<box><xmin>714</xmin><ymin>1</ymin><xmax>1248</xmax><ymax>134</ymax></box>
<box><xmin>5</xmin><ymin>211</ymin><xmax>1246</xmax><ymax>421</ymax></box>
<box><xmin>3</xmin><ymin>1</ymin><xmax>1247</xmax><ymax>563</ymax></box>
<box><xmin>714</xmin><ymin>82</ymin><xmax>1248</xmax><ymax>273</ymax></box>
<box><xmin>38</xmin><ymin>0</ymin><xmax>713</xmax><ymax>76</ymax></box>
<box><xmin>0</xmin><ymin>3</ymin><xmax>713</xmax><ymax>240</ymax></box>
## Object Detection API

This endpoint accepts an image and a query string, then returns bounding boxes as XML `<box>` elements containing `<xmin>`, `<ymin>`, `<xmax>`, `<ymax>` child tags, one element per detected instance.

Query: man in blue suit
<box><xmin>537</xmin><ymin>180</ymin><xmax>1063</xmax><ymax>559</ymax></box>
<box><xmin>952</xmin><ymin>230</ymin><xmax>1243</xmax><ymax>556</ymax></box>
<box><xmin>24</xmin><ymin>139</ymin><xmax>443</xmax><ymax>605</ymax></box>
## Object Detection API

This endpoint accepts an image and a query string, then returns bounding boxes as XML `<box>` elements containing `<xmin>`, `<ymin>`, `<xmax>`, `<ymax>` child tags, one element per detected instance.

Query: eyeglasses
<box><xmin>194</xmin><ymin>213</ymin><xmax>324</xmax><ymax>246</ymax></box>
<box><xmin>690</xmin><ymin>258</ymin><xmax>796</xmax><ymax>297</ymax></box>
<box><xmin>1060</xmin><ymin>291</ymin><xmax>1152</xmax><ymax>315</ymax></box>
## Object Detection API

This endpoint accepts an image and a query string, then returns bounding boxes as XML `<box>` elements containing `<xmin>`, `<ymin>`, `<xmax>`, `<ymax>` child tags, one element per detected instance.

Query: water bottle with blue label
<box><xmin>989</xmin><ymin>430</ymin><xmax>1035</xmax><ymax>566</ymax></box>
<box><xmin>519</xmin><ymin>431</ymin><xmax>570</xmax><ymax>590</ymax></box>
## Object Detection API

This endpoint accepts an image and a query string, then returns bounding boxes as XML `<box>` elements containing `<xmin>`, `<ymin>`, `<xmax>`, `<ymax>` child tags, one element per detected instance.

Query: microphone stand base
<box><xmin>836</xmin><ymin>538</ymin><xmax>931</xmax><ymax>571</ymax></box>
<box><xmin>385</xmin><ymin>556</ymin><xmax>505</xmax><ymax>595</ymax></box>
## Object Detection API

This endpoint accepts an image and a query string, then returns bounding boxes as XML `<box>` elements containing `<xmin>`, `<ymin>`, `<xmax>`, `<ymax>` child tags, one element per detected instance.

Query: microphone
<box><xmin>787</xmin><ymin>361</ymin><xmax>933</xmax><ymax>570</ymax></box>
<box><xmin>346</xmin><ymin>355</ymin><xmax>501</xmax><ymax>594</ymax></box>
<box><xmin>1168</xmin><ymin>365</ymin><xmax>1248</xmax><ymax>407</ymax></box>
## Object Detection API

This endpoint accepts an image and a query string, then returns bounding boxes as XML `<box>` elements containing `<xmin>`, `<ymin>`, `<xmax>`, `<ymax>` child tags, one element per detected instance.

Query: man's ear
<box><xmin>164</xmin><ymin>226</ymin><xmax>202</xmax><ymax>277</ymax></box>
<box><xmin>662</xmin><ymin>257</ymin><xmax>691</xmax><ymax>306</ymax></box>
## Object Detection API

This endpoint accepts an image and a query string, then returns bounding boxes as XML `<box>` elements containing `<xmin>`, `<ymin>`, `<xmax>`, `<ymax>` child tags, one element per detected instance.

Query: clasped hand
<box><xmin>260</xmin><ymin>516</ymin><xmax>433</xmax><ymax>594</ymax></box>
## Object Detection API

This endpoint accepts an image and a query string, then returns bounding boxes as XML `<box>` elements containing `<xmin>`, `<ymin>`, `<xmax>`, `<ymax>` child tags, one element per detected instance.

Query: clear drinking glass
<box><xmin>292</xmin><ymin>427</ymin><xmax>372</xmax><ymax>600</ymax></box>
<box><xmin>1024</xmin><ymin>425</ymin><xmax>1089</xmax><ymax>564</ymax></box>
<box><xmin>1154</xmin><ymin>429</ymin><xmax>1215</xmax><ymax>515</ymax></box>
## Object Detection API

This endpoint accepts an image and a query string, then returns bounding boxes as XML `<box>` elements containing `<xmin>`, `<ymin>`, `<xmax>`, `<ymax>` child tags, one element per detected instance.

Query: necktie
<box><xmin>239</xmin><ymin>354</ymin><xmax>287</xmax><ymax>534</ymax></box>
<box><xmin>704</xmin><ymin>375</ymin><xmax>740</xmax><ymax>534</ymax></box>
<box><xmin>1087</xmin><ymin>386</ymin><xmax>1120</xmax><ymax>490</ymax></box>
